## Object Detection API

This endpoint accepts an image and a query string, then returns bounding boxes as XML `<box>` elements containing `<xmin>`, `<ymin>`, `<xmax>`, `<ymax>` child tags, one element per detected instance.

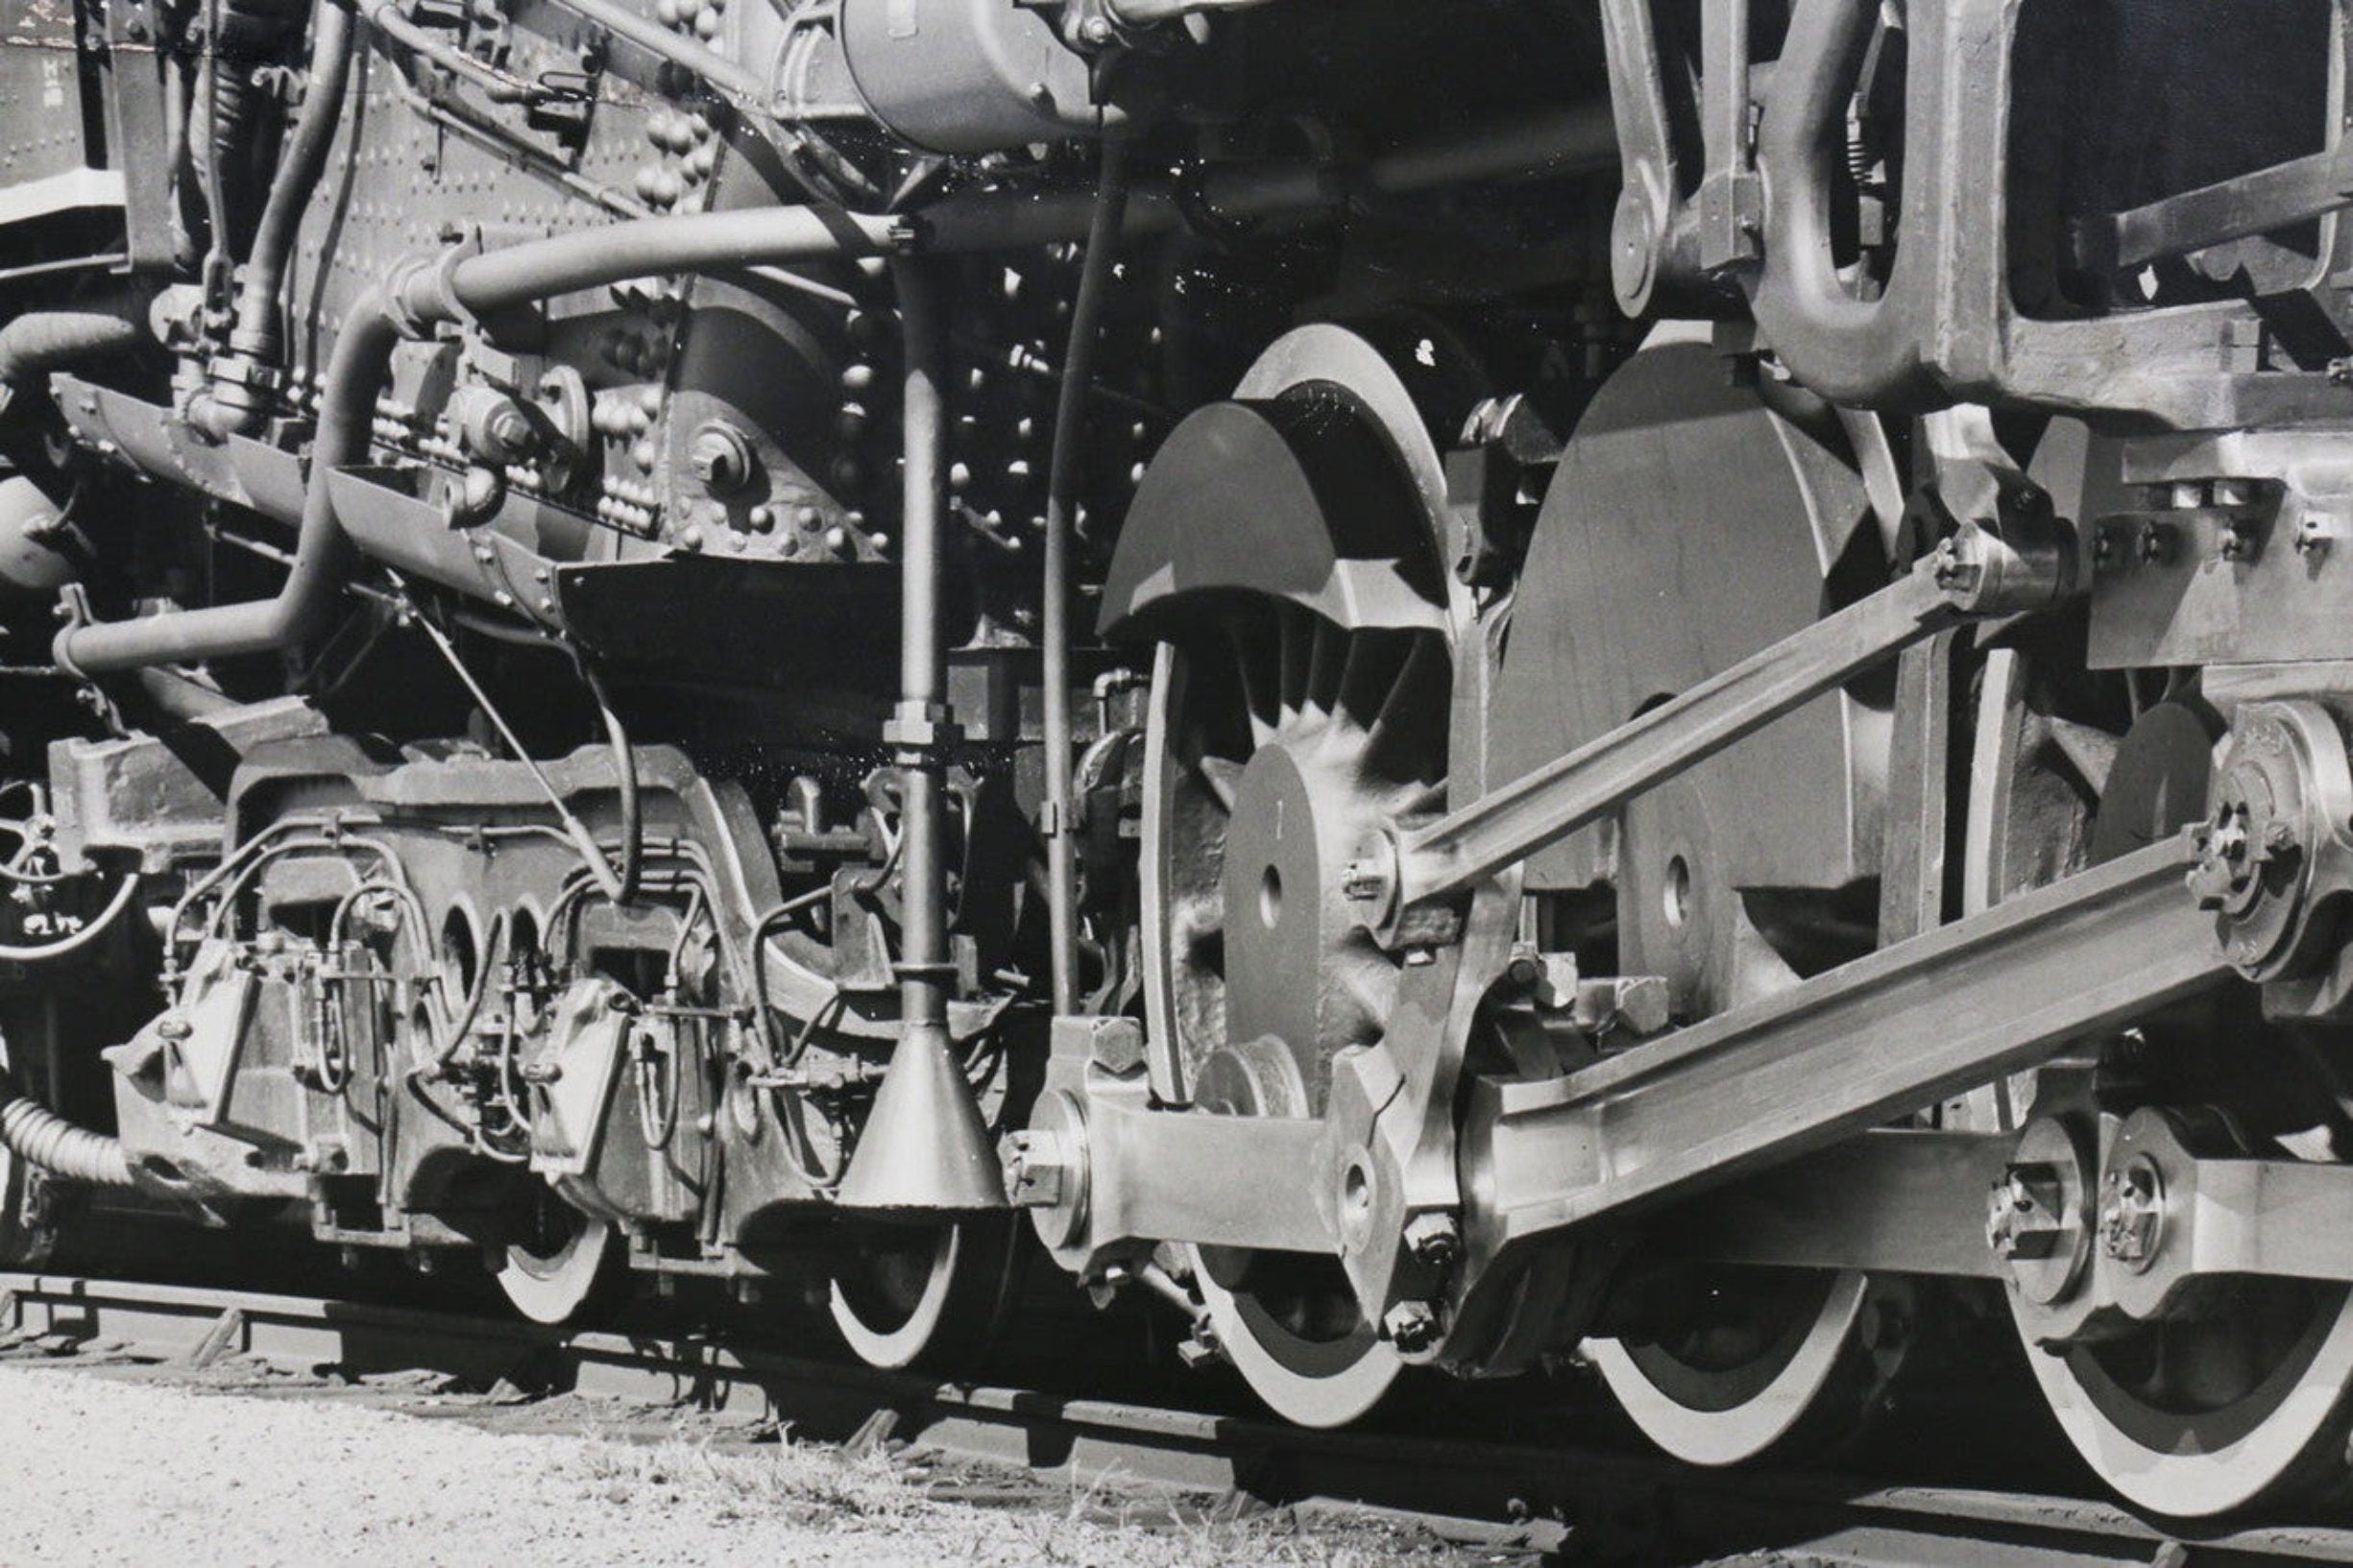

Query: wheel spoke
<box><xmin>1225</xmin><ymin>619</ymin><xmax>1279</xmax><ymax>748</ymax></box>
<box><xmin>1307</xmin><ymin>614</ymin><xmax>1345</xmax><ymax>718</ymax></box>
<box><xmin>1362</xmin><ymin>634</ymin><xmax>1448</xmax><ymax>782</ymax></box>
<box><xmin>1189</xmin><ymin>754</ymin><xmax>1244</xmax><ymax>814</ymax></box>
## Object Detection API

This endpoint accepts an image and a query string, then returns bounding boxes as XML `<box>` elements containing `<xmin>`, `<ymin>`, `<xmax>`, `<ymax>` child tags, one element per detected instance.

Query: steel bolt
<box><xmin>1381</xmin><ymin>1300</ymin><xmax>1441</xmax><ymax>1354</ymax></box>
<box><xmin>1002</xmin><ymin>1128</ymin><xmax>1065</xmax><ymax>1207</ymax></box>
<box><xmin>688</xmin><ymin>422</ymin><xmax>756</xmax><ymax>495</ymax></box>
<box><xmin>1985</xmin><ymin>1163</ymin><xmax>2063</xmax><ymax>1262</ymax></box>
<box><xmin>1401</xmin><ymin>1212</ymin><xmax>1462</xmax><ymax>1270</ymax></box>
<box><xmin>1340</xmin><ymin>856</ymin><xmax>1390</xmax><ymax>904</ymax></box>
<box><xmin>1174</xmin><ymin>1321</ymin><xmax>1225</xmax><ymax>1369</ymax></box>
<box><xmin>2097</xmin><ymin>1155</ymin><xmax>2165</xmax><ymax>1271</ymax></box>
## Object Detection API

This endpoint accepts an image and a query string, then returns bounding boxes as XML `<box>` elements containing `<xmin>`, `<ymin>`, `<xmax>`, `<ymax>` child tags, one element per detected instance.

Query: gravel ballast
<box><xmin>0</xmin><ymin>1363</ymin><xmax>1451</xmax><ymax>1567</ymax></box>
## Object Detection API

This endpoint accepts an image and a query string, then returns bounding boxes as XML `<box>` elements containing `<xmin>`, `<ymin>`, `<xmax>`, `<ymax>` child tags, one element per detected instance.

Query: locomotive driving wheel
<box><xmin>1146</xmin><ymin>600</ymin><xmax>1451</xmax><ymax>1425</ymax></box>
<box><xmin>1131</xmin><ymin>326</ymin><xmax>1465</xmax><ymax>1427</ymax></box>
<box><xmin>1968</xmin><ymin>646</ymin><xmax>2353</xmax><ymax>1515</ymax></box>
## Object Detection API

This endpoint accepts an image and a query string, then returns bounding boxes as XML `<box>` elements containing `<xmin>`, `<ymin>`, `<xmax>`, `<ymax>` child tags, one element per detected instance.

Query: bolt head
<box><xmin>1381</xmin><ymin>1301</ymin><xmax>1441</xmax><ymax>1354</ymax></box>
<box><xmin>1402</xmin><ymin>1212</ymin><xmax>1462</xmax><ymax>1269</ymax></box>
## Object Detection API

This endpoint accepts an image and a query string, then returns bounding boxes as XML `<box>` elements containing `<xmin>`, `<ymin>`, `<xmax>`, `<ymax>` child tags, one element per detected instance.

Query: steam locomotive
<box><xmin>3</xmin><ymin>0</ymin><xmax>2351</xmax><ymax>1519</ymax></box>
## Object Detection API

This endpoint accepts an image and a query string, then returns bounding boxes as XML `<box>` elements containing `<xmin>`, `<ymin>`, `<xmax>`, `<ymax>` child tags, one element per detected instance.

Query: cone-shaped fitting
<box><xmin>836</xmin><ymin>1023</ymin><xmax>1009</xmax><ymax>1213</ymax></box>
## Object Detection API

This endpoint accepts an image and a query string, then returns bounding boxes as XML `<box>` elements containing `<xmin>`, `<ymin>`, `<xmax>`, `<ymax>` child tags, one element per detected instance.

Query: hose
<box><xmin>1040</xmin><ymin>136</ymin><xmax>1130</xmax><ymax>1016</ymax></box>
<box><xmin>202</xmin><ymin>0</ymin><xmax>310</xmax><ymax>265</ymax></box>
<box><xmin>0</xmin><ymin>1069</ymin><xmax>133</xmax><ymax>1188</ymax></box>
<box><xmin>191</xmin><ymin>0</ymin><xmax>360</xmax><ymax>440</ymax></box>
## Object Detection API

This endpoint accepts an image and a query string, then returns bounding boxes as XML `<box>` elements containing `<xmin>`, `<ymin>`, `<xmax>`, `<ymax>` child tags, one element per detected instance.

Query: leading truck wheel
<box><xmin>496</xmin><ymin>1186</ymin><xmax>618</xmax><ymax>1325</ymax></box>
<box><xmin>828</xmin><ymin>1216</ymin><xmax>1024</xmax><ymax>1372</ymax></box>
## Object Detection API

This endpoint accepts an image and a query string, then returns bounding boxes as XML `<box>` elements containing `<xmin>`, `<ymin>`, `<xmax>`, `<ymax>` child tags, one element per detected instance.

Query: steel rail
<box><xmin>7</xmin><ymin>1271</ymin><xmax>2353</xmax><ymax>1565</ymax></box>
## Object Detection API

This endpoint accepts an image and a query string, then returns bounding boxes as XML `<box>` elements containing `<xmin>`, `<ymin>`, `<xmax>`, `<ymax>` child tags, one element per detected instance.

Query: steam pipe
<box><xmin>0</xmin><ymin>1068</ymin><xmax>133</xmax><ymax>1189</ymax></box>
<box><xmin>239</xmin><ymin>0</ymin><xmax>358</xmax><ymax>356</ymax></box>
<box><xmin>0</xmin><ymin>306</ymin><xmax>147</xmax><ymax>392</ymax></box>
<box><xmin>54</xmin><ymin>102</ymin><xmax>1613</xmax><ymax>675</ymax></box>
<box><xmin>536</xmin><ymin>0</ymin><xmax>770</xmax><ymax>106</ymax></box>
<box><xmin>889</xmin><ymin>254</ymin><xmax>952</xmax><ymax>1049</ymax></box>
<box><xmin>1041</xmin><ymin>138</ymin><xmax>1129</xmax><ymax>1017</ymax></box>
<box><xmin>56</xmin><ymin>295</ymin><xmax>393</xmax><ymax>674</ymax></box>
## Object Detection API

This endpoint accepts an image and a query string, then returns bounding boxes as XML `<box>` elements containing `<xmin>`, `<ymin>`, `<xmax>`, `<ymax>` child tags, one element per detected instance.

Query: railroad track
<box><xmin>6</xmin><ymin>1271</ymin><xmax>2352</xmax><ymax>1566</ymax></box>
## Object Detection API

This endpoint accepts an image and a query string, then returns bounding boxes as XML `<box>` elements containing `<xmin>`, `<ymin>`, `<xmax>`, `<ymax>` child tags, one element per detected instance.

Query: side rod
<box><xmin>1470</xmin><ymin>836</ymin><xmax>2226</xmax><ymax>1247</ymax></box>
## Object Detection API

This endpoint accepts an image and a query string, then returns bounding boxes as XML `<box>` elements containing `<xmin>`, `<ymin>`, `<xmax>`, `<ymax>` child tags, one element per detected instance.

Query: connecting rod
<box><xmin>1467</xmin><ymin>837</ymin><xmax>2226</xmax><ymax>1242</ymax></box>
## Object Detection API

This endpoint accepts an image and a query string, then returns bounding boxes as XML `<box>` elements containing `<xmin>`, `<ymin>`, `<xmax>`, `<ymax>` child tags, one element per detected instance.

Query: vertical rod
<box><xmin>889</xmin><ymin>256</ymin><xmax>953</xmax><ymax>1045</ymax></box>
<box><xmin>1042</xmin><ymin>137</ymin><xmax>1132</xmax><ymax>1017</ymax></box>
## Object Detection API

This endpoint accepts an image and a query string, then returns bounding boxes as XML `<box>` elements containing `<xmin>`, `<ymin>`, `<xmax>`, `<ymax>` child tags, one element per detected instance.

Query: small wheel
<box><xmin>496</xmin><ymin>1187</ymin><xmax>617</xmax><ymax>1325</ymax></box>
<box><xmin>1588</xmin><ymin>1270</ymin><xmax>1904</xmax><ymax>1465</ymax></box>
<box><xmin>829</xmin><ymin>1216</ymin><xmax>1022</xmax><ymax>1371</ymax></box>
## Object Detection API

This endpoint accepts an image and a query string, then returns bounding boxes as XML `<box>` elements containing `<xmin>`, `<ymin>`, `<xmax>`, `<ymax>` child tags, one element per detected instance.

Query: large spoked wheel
<box><xmin>1150</xmin><ymin>604</ymin><xmax>1447</xmax><ymax>1424</ymax></box>
<box><xmin>1145</xmin><ymin>595</ymin><xmax>1452</xmax><ymax>1426</ymax></box>
<box><xmin>1128</xmin><ymin>326</ymin><xmax>1465</xmax><ymax>1428</ymax></box>
<box><xmin>1965</xmin><ymin>649</ymin><xmax>2353</xmax><ymax>1514</ymax></box>
<box><xmin>828</xmin><ymin>1216</ymin><xmax>1023</xmax><ymax>1371</ymax></box>
<box><xmin>497</xmin><ymin>1184</ymin><xmax>618</xmax><ymax>1325</ymax></box>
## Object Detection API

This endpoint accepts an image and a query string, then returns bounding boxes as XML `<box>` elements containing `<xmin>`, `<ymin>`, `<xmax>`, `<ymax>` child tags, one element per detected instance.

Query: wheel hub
<box><xmin>1221</xmin><ymin>742</ymin><xmax>1394</xmax><ymax>1097</ymax></box>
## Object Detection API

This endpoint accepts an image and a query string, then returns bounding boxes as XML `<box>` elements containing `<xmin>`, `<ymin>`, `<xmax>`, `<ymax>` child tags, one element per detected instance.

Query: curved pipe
<box><xmin>203</xmin><ymin>0</ymin><xmax>311</xmax><ymax>264</ymax></box>
<box><xmin>240</xmin><ymin>0</ymin><xmax>357</xmax><ymax>355</ymax></box>
<box><xmin>61</xmin><ymin>208</ymin><xmax>902</xmax><ymax>676</ymax></box>
<box><xmin>0</xmin><ymin>306</ymin><xmax>146</xmax><ymax>390</ymax></box>
<box><xmin>0</xmin><ymin>1069</ymin><xmax>133</xmax><ymax>1188</ymax></box>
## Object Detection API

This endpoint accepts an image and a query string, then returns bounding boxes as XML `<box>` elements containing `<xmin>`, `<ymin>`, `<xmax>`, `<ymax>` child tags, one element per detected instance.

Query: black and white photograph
<box><xmin>0</xmin><ymin>0</ymin><xmax>2344</xmax><ymax>1560</ymax></box>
